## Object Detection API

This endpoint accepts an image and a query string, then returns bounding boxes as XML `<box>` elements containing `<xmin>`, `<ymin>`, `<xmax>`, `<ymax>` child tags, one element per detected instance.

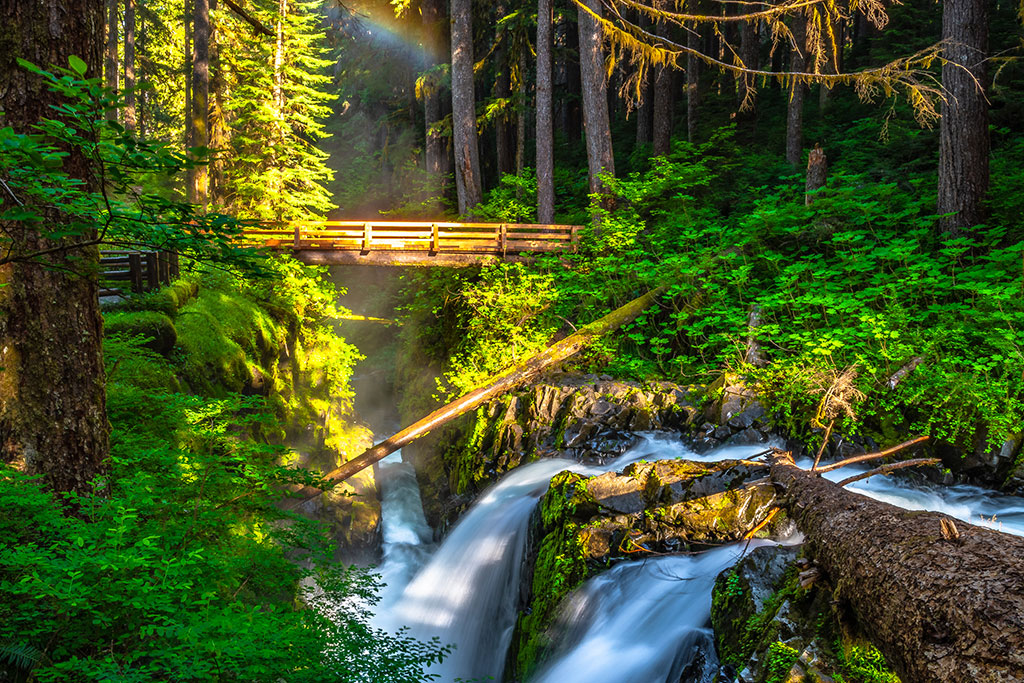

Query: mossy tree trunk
<box><xmin>768</xmin><ymin>451</ymin><xmax>1024</xmax><ymax>681</ymax></box>
<box><xmin>0</xmin><ymin>0</ymin><xmax>111</xmax><ymax>500</ymax></box>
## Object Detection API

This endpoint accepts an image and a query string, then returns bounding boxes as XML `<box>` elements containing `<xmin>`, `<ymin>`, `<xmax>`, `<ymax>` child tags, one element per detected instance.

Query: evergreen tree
<box><xmin>223</xmin><ymin>0</ymin><xmax>335</xmax><ymax>219</ymax></box>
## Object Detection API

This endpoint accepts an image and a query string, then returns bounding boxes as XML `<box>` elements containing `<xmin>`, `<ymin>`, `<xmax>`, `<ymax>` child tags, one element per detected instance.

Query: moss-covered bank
<box><xmin>103</xmin><ymin>258</ymin><xmax>379</xmax><ymax>554</ymax></box>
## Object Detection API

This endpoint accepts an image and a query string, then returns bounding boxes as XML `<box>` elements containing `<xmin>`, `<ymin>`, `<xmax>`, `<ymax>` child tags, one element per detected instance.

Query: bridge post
<box><xmin>128</xmin><ymin>253</ymin><xmax>143</xmax><ymax>293</ymax></box>
<box><xmin>431</xmin><ymin>223</ymin><xmax>439</xmax><ymax>253</ymax></box>
<box><xmin>144</xmin><ymin>252</ymin><xmax>159</xmax><ymax>291</ymax></box>
<box><xmin>293</xmin><ymin>224</ymin><xmax>301</xmax><ymax>249</ymax></box>
<box><xmin>362</xmin><ymin>222</ymin><xmax>372</xmax><ymax>252</ymax></box>
<box><xmin>500</xmin><ymin>223</ymin><xmax>507</xmax><ymax>256</ymax></box>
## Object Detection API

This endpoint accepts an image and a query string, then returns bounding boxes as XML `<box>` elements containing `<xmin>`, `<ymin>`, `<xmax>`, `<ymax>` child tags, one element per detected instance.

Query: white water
<box><xmin>531</xmin><ymin>541</ymin><xmax>776</xmax><ymax>683</ymax></box>
<box><xmin>371</xmin><ymin>434</ymin><xmax>1024</xmax><ymax>682</ymax></box>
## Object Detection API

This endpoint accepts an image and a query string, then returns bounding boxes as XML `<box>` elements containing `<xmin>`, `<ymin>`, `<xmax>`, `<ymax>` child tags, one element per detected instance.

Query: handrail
<box><xmin>242</xmin><ymin>220</ymin><xmax>583</xmax><ymax>257</ymax></box>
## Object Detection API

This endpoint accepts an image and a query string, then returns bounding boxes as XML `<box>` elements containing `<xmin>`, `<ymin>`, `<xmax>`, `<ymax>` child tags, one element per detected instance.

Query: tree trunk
<box><xmin>283</xmin><ymin>288</ymin><xmax>666</xmax><ymax>508</ymax></box>
<box><xmin>938</xmin><ymin>0</ymin><xmax>989</xmax><ymax>234</ymax></box>
<box><xmin>565</xmin><ymin>16</ymin><xmax>583</xmax><ymax>145</ymax></box>
<box><xmin>515</xmin><ymin>48</ymin><xmax>527</xmax><ymax>178</ymax></box>
<box><xmin>190</xmin><ymin>0</ymin><xmax>210</xmax><ymax>208</ymax></box>
<box><xmin>635</xmin><ymin>78</ymin><xmax>652</xmax><ymax>146</ymax></box>
<box><xmin>209</xmin><ymin>1</ymin><xmax>227</xmax><ymax>205</ymax></box>
<box><xmin>786</xmin><ymin>15</ymin><xmax>808</xmax><ymax>167</ymax></box>
<box><xmin>451</xmin><ymin>0</ymin><xmax>483</xmax><ymax>215</ymax></box>
<box><xmin>737</xmin><ymin>18</ymin><xmax>758</xmax><ymax>111</ymax></box>
<box><xmin>536</xmin><ymin>0</ymin><xmax>555</xmax><ymax>223</ymax></box>
<box><xmin>123</xmin><ymin>0</ymin><xmax>136</xmax><ymax>131</ymax></box>
<box><xmin>769</xmin><ymin>451</ymin><xmax>1024</xmax><ymax>682</ymax></box>
<box><xmin>184</xmin><ymin>0</ymin><xmax>193</xmax><ymax>158</ymax></box>
<box><xmin>422</xmin><ymin>0</ymin><xmax>446</xmax><ymax>186</ymax></box>
<box><xmin>0</xmin><ymin>0</ymin><xmax>110</xmax><ymax>500</ymax></box>
<box><xmin>806</xmin><ymin>144</ymin><xmax>827</xmax><ymax>205</ymax></box>
<box><xmin>577</xmin><ymin>0</ymin><xmax>615</xmax><ymax>196</ymax></box>
<box><xmin>686</xmin><ymin>21</ymin><xmax>700</xmax><ymax>143</ymax></box>
<box><xmin>494</xmin><ymin>3</ymin><xmax>515</xmax><ymax>179</ymax></box>
<box><xmin>652</xmin><ymin>64</ymin><xmax>672</xmax><ymax>156</ymax></box>
<box><xmin>104</xmin><ymin>0</ymin><xmax>118</xmax><ymax>122</ymax></box>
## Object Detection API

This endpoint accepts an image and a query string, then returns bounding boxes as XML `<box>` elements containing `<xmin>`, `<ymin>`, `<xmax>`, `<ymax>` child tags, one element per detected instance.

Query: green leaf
<box><xmin>68</xmin><ymin>55</ymin><xmax>87</xmax><ymax>76</ymax></box>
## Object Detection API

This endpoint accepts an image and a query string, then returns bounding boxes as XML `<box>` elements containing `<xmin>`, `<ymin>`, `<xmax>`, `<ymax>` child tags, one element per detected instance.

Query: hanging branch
<box><xmin>572</xmin><ymin>0</ymin><xmax>947</xmax><ymax>126</ymax></box>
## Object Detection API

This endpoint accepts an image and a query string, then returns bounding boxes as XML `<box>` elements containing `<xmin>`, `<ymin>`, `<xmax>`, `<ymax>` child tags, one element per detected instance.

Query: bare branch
<box><xmin>836</xmin><ymin>457</ymin><xmax>942</xmax><ymax>487</ymax></box>
<box><xmin>817</xmin><ymin>435</ymin><xmax>931</xmax><ymax>473</ymax></box>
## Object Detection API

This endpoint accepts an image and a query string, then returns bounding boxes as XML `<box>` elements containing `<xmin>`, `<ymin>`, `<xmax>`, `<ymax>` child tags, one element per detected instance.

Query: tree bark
<box><xmin>123</xmin><ymin>0</ymin><xmax>136</xmax><ymax>131</ymax></box>
<box><xmin>769</xmin><ymin>451</ymin><xmax>1024</xmax><ymax>682</ymax></box>
<box><xmin>104</xmin><ymin>0</ymin><xmax>118</xmax><ymax>122</ymax></box>
<box><xmin>0</xmin><ymin>0</ymin><xmax>110</xmax><ymax>499</ymax></box>
<box><xmin>577</xmin><ymin>0</ymin><xmax>615</xmax><ymax>196</ymax></box>
<box><xmin>515</xmin><ymin>48</ymin><xmax>528</xmax><ymax>178</ymax></box>
<box><xmin>652</xmin><ymin>63</ymin><xmax>673</xmax><ymax>157</ymax></box>
<box><xmin>806</xmin><ymin>144</ymin><xmax>827</xmax><ymax>205</ymax></box>
<box><xmin>494</xmin><ymin>3</ymin><xmax>515</xmax><ymax>179</ymax></box>
<box><xmin>564</xmin><ymin>16</ymin><xmax>583</xmax><ymax>145</ymax></box>
<box><xmin>190</xmin><ymin>0</ymin><xmax>210</xmax><ymax>208</ymax></box>
<box><xmin>786</xmin><ymin>14</ymin><xmax>808</xmax><ymax>167</ymax></box>
<box><xmin>451</xmin><ymin>0</ymin><xmax>483</xmax><ymax>215</ymax></box>
<box><xmin>938</xmin><ymin>0</ymin><xmax>989</xmax><ymax>234</ymax></box>
<box><xmin>536</xmin><ymin>0</ymin><xmax>555</xmax><ymax>223</ymax></box>
<box><xmin>283</xmin><ymin>288</ymin><xmax>666</xmax><ymax>508</ymax></box>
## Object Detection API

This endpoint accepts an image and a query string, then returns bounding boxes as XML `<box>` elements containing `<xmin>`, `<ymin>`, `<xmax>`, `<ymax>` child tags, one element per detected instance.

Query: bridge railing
<box><xmin>243</xmin><ymin>221</ymin><xmax>581</xmax><ymax>256</ymax></box>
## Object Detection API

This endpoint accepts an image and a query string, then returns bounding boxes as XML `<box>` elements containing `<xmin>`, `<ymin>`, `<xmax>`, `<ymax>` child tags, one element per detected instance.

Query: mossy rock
<box><xmin>508</xmin><ymin>461</ymin><xmax>782</xmax><ymax>682</ymax></box>
<box><xmin>104</xmin><ymin>311</ymin><xmax>178</xmax><ymax>355</ymax></box>
<box><xmin>113</xmin><ymin>279</ymin><xmax>200</xmax><ymax>317</ymax></box>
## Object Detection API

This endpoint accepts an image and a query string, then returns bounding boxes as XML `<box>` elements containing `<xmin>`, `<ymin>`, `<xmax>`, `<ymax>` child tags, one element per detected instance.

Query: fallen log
<box><xmin>768</xmin><ymin>450</ymin><xmax>1024</xmax><ymax>682</ymax></box>
<box><xmin>282</xmin><ymin>288</ymin><xmax>666</xmax><ymax>510</ymax></box>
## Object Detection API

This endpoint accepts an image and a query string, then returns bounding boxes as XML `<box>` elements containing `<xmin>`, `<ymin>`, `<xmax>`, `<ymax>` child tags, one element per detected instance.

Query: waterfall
<box><xmin>371</xmin><ymin>434</ymin><xmax>1024</xmax><ymax>682</ymax></box>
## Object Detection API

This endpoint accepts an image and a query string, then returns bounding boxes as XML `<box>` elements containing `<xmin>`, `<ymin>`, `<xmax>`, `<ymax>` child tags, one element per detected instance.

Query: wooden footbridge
<box><xmin>243</xmin><ymin>220</ymin><xmax>582</xmax><ymax>266</ymax></box>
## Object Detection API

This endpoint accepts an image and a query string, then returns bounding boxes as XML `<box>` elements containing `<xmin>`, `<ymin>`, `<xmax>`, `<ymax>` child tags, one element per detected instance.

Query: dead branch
<box><xmin>836</xmin><ymin>457</ymin><xmax>941</xmax><ymax>487</ymax></box>
<box><xmin>816</xmin><ymin>435</ymin><xmax>930</xmax><ymax>473</ymax></box>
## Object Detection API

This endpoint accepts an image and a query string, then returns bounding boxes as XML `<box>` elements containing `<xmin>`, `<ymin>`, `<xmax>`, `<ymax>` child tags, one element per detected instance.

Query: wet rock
<box><xmin>415</xmin><ymin>373</ymin><xmax>706</xmax><ymax>529</ymax></box>
<box><xmin>506</xmin><ymin>460</ymin><xmax>786</xmax><ymax>683</ymax></box>
<box><xmin>711</xmin><ymin>545</ymin><xmax>900</xmax><ymax>683</ymax></box>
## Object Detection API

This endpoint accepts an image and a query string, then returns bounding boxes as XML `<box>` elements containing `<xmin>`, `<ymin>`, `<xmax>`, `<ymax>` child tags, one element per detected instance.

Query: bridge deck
<box><xmin>244</xmin><ymin>220</ymin><xmax>582</xmax><ymax>266</ymax></box>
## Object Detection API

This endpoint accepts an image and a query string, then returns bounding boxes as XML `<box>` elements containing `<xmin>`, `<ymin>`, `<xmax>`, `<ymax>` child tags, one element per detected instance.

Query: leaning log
<box><xmin>768</xmin><ymin>450</ymin><xmax>1024</xmax><ymax>682</ymax></box>
<box><xmin>282</xmin><ymin>288</ymin><xmax>666</xmax><ymax>510</ymax></box>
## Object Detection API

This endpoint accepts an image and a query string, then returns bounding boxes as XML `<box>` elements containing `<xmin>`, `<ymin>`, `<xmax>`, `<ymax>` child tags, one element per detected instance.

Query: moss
<box><xmin>113</xmin><ymin>279</ymin><xmax>200</xmax><ymax>317</ymax></box>
<box><xmin>511</xmin><ymin>524</ymin><xmax>589</xmax><ymax>681</ymax></box>
<box><xmin>834</xmin><ymin>641</ymin><xmax>901</xmax><ymax>683</ymax></box>
<box><xmin>104</xmin><ymin>311</ymin><xmax>177</xmax><ymax>355</ymax></box>
<box><xmin>711</xmin><ymin>561</ymin><xmax>804</xmax><ymax>670</ymax></box>
<box><xmin>765</xmin><ymin>641</ymin><xmax>801</xmax><ymax>683</ymax></box>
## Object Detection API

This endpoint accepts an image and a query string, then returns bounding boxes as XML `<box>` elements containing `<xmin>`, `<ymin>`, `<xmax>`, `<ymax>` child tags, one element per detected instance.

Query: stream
<box><xmin>367</xmin><ymin>434</ymin><xmax>1024</xmax><ymax>683</ymax></box>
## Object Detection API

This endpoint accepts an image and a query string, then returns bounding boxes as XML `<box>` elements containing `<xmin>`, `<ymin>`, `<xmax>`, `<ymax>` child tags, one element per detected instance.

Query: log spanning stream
<box><xmin>368</xmin><ymin>436</ymin><xmax>1024</xmax><ymax>683</ymax></box>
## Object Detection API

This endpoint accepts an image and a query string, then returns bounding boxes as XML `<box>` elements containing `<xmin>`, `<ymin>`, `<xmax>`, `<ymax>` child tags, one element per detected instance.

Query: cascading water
<box><xmin>530</xmin><ymin>541</ymin><xmax>777</xmax><ymax>683</ymax></box>
<box><xmin>371</xmin><ymin>433</ymin><xmax>1024</xmax><ymax>683</ymax></box>
<box><xmin>373</xmin><ymin>451</ymin><xmax>435</xmax><ymax>612</ymax></box>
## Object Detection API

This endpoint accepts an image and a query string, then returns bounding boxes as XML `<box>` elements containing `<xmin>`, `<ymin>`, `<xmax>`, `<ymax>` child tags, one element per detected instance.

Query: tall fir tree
<box><xmin>223</xmin><ymin>0</ymin><xmax>335</xmax><ymax>219</ymax></box>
